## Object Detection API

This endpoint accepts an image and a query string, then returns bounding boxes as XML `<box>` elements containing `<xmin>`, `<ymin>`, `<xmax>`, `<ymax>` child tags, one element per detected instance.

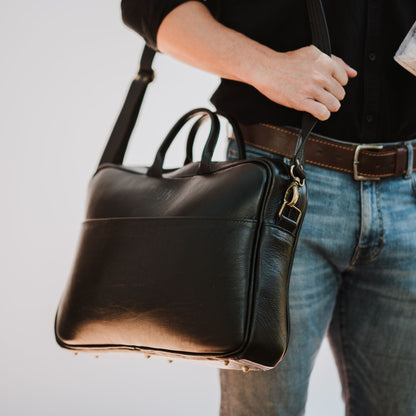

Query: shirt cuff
<box><xmin>121</xmin><ymin>0</ymin><xmax>215</xmax><ymax>51</ymax></box>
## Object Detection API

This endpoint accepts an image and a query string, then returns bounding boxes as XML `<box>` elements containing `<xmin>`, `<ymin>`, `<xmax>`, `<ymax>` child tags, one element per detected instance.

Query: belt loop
<box><xmin>404</xmin><ymin>142</ymin><xmax>414</xmax><ymax>179</ymax></box>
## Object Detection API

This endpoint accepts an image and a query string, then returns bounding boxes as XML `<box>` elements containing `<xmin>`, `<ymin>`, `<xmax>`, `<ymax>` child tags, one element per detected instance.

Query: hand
<box><xmin>250</xmin><ymin>45</ymin><xmax>358</xmax><ymax>121</ymax></box>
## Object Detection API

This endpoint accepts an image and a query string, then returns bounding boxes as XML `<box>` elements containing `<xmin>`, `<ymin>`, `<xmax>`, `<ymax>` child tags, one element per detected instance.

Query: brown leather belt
<box><xmin>237</xmin><ymin>123</ymin><xmax>416</xmax><ymax>180</ymax></box>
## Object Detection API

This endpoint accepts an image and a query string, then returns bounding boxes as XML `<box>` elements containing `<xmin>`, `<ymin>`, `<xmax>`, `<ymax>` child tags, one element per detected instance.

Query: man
<box><xmin>121</xmin><ymin>1</ymin><xmax>416</xmax><ymax>415</ymax></box>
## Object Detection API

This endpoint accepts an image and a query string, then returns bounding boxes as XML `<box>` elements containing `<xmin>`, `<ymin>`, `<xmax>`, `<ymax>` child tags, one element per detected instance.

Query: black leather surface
<box><xmin>55</xmin><ymin>155</ymin><xmax>306</xmax><ymax>370</ymax></box>
<box><xmin>57</xmin><ymin>218</ymin><xmax>256</xmax><ymax>352</ymax></box>
<box><xmin>55</xmin><ymin>0</ymin><xmax>327</xmax><ymax>371</ymax></box>
<box><xmin>88</xmin><ymin>162</ymin><xmax>267</xmax><ymax>220</ymax></box>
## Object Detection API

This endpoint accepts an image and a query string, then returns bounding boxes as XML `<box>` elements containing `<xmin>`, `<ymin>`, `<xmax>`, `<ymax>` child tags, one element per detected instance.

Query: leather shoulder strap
<box><xmin>98</xmin><ymin>46</ymin><xmax>155</xmax><ymax>166</ymax></box>
<box><xmin>292</xmin><ymin>0</ymin><xmax>331</xmax><ymax>170</ymax></box>
<box><xmin>99</xmin><ymin>0</ymin><xmax>331</xmax><ymax>167</ymax></box>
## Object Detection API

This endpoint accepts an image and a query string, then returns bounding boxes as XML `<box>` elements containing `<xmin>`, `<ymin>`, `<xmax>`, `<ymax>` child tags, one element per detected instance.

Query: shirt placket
<box><xmin>361</xmin><ymin>0</ymin><xmax>382</xmax><ymax>141</ymax></box>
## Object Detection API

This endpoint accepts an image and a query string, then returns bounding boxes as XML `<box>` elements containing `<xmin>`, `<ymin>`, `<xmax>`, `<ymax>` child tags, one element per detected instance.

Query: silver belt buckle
<box><xmin>353</xmin><ymin>144</ymin><xmax>384</xmax><ymax>181</ymax></box>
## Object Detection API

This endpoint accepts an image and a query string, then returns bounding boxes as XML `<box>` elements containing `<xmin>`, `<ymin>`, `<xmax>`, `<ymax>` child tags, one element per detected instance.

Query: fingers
<box><xmin>313</xmin><ymin>54</ymin><xmax>357</xmax><ymax>118</ymax></box>
<box><xmin>300</xmin><ymin>87</ymin><xmax>340</xmax><ymax>121</ymax></box>
<box><xmin>314</xmin><ymin>88</ymin><xmax>341</xmax><ymax>112</ymax></box>
<box><xmin>331</xmin><ymin>55</ymin><xmax>358</xmax><ymax>82</ymax></box>
<box><xmin>326</xmin><ymin>76</ymin><xmax>346</xmax><ymax>101</ymax></box>
<box><xmin>344</xmin><ymin>63</ymin><xmax>358</xmax><ymax>78</ymax></box>
<box><xmin>330</xmin><ymin>62</ymin><xmax>348</xmax><ymax>86</ymax></box>
<box><xmin>314</xmin><ymin>72</ymin><xmax>345</xmax><ymax>101</ymax></box>
<box><xmin>255</xmin><ymin>46</ymin><xmax>358</xmax><ymax>121</ymax></box>
<box><xmin>302</xmin><ymin>98</ymin><xmax>331</xmax><ymax>121</ymax></box>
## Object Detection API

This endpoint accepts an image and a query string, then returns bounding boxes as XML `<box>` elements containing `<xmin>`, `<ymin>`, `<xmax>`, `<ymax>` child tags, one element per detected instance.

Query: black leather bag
<box><xmin>55</xmin><ymin>0</ymin><xmax>330</xmax><ymax>371</ymax></box>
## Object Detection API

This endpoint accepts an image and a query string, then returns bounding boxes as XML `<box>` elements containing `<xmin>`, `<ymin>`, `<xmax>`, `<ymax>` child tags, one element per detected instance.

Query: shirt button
<box><xmin>366</xmin><ymin>114</ymin><xmax>374</xmax><ymax>123</ymax></box>
<box><xmin>369</xmin><ymin>53</ymin><xmax>376</xmax><ymax>61</ymax></box>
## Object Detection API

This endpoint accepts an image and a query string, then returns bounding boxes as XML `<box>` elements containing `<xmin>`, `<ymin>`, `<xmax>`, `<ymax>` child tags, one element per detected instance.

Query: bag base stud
<box><xmin>167</xmin><ymin>359</ymin><xmax>173</xmax><ymax>363</ymax></box>
<box><xmin>145</xmin><ymin>355</ymin><xmax>151</xmax><ymax>359</ymax></box>
<box><xmin>223</xmin><ymin>360</ymin><xmax>230</xmax><ymax>366</ymax></box>
<box><xmin>242</xmin><ymin>366</ymin><xmax>249</xmax><ymax>372</ymax></box>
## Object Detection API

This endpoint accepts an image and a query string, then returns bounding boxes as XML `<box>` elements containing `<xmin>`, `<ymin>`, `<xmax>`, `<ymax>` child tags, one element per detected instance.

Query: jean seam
<box><xmin>362</xmin><ymin>182</ymin><xmax>385</xmax><ymax>262</ymax></box>
<box><xmin>352</xmin><ymin>182</ymin><xmax>386</xmax><ymax>265</ymax></box>
<box><xmin>411</xmin><ymin>172</ymin><xmax>416</xmax><ymax>197</ymax></box>
<box><xmin>338</xmin><ymin>282</ymin><xmax>354</xmax><ymax>416</ymax></box>
<box><xmin>368</xmin><ymin>181</ymin><xmax>386</xmax><ymax>261</ymax></box>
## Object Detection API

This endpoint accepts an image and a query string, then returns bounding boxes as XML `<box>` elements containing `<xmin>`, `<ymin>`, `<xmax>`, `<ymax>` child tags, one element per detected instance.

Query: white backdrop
<box><xmin>0</xmin><ymin>1</ymin><xmax>343</xmax><ymax>414</ymax></box>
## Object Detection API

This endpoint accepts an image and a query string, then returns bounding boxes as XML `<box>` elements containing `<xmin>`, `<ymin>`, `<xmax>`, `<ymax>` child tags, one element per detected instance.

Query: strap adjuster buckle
<box><xmin>135</xmin><ymin>68</ymin><xmax>155</xmax><ymax>83</ymax></box>
<box><xmin>353</xmin><ymin>144</ymin><xmax>384</xmax><ymax>181</ymax></box>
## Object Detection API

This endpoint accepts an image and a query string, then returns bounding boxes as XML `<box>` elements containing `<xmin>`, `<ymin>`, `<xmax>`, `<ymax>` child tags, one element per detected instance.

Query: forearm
<box><xmin>156</xmin><ymin>1</ymin><xmax>276</xmax><ymax>86</ymax></box>
<box><xmin>156</xmin><ymin>1</ymin><xmax>357</xmax><ymax>121</ymax></box>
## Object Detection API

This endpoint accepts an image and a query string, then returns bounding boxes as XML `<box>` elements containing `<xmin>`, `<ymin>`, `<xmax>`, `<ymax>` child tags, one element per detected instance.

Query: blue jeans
<box><xmin>221</xmin><ymin>137</ymin><xmax>416</xmax><ymax>416</ymax></box>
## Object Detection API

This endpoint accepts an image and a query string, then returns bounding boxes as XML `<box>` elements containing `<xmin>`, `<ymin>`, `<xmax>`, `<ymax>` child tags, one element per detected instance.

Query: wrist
<box><xmin>236</xmin><ymin>40</ymin><xmax>285</xmax><ymax>90</ymax></box>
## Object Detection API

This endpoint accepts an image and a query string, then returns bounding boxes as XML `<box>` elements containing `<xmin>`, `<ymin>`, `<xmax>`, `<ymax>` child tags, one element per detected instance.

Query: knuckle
<box><xmin>302</xmin><ymin>83</ymin><xmax>315</xmax><ymax>96</ymax></box>
<box><xmin>322</xmin><ymin>54</ymin><xmax>334</xmax><ymax>68</ymax></box>
<box><xmin>308</xmin><ymin>85</ymin><xmax>318</xmax><ymax>97</ymax></box>
<box><xmin>287</xmin><ymin>94</ymin><xmax>300</xmax><ymax>109</ymax></box>
<box><xmin>312</xmin><ymin>72</ymin><xmax>326</xmax><ymax>85</ymax></box>
<box><xmin>308</xmin><ymin>44</ymin><xmax>319</xmax><ymax>55</ymax></box>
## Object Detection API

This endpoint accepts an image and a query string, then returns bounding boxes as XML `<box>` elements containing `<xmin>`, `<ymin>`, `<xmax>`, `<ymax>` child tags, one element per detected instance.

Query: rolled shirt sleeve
<box><xmin>121</xmin><ymin>0</ymin><xmax>216</xmax><ymax>50</ymax></box>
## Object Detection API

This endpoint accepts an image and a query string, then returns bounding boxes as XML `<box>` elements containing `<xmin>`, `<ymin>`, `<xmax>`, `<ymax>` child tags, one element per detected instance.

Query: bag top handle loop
<box><xmin>147</xmin><ymin>108</ymin><xmax>220</xmax><ymax>178</ymax></box>
<box><xmin>196</xmin><ymin>111</ymin><xmax>246</xmax><ymax>174</ymax></box>
<box><xmin>184</xmin><ymin>115</ymin><xmax>208</xmax><ymax>165</ymax></box>
<box><xmin>98</xmin><ymin>0</ymin><xmax>331</xmax><ymax>170</ymax></box>
<box><xmin>184</xmin><ymin>112</ymin><xmax>246</xmax><ymax>170</ymax></box>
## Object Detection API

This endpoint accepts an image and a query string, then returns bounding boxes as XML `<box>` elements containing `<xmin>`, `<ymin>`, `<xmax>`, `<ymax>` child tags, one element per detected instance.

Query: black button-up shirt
<box><xmin>121</xmin><ymin>0</ymin><xmax>416</xmax><ymax>143</ymax></box>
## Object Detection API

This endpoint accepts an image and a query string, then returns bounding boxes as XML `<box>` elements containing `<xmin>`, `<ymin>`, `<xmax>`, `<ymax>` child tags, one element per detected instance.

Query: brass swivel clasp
<box><xmin>278</xmin><ymin>165</ymin><xmax>305</xmax><ymax>224</ymax></box>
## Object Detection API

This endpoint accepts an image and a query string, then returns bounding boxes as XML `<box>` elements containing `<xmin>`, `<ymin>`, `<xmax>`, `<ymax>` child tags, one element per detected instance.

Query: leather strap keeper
<box><xmin>236</xmin><ymin>123</ymin><xmax>416</xmax><ymax>180</ymax></box>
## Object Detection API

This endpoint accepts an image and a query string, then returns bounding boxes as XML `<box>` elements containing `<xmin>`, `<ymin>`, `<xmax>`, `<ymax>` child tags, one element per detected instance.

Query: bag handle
<box><xmin>184</xmin><ymin>111</ymin><xmax>246</xmax><ymax>165</ymax></box>
<box><xmin>147</xmin><ymin>108</ymin><xmax>247</xmax><ymax>177</ymax></box>
<box><xmin>98</xmin><ymin>0</ymin><xmax>331</xmax><ymax>171</ymax></box>
<box><xmin>147</xmin><ymin>108</ymin><xmax>219</xmax><ymax>177</ymax></box>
